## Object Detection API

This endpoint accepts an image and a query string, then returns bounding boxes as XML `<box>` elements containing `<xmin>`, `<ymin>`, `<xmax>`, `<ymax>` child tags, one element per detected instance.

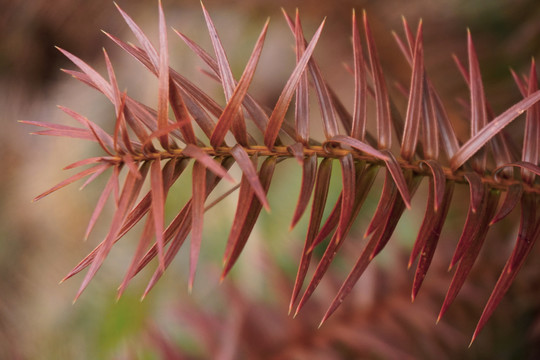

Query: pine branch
<box><xmin>25</xmin><ymin>2</ymin><xmax>540</xmax><ymax>344</ymax></box>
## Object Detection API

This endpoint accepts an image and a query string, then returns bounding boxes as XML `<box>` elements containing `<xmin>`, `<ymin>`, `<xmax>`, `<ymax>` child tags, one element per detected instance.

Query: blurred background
<box><xmin>2</xmin><ymin>0</ymin><xmax>540</xmax><ymax>358</ymax></box>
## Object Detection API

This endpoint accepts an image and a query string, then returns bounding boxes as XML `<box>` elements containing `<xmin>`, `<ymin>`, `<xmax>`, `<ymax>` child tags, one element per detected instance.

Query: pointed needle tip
<box><xmin>219</xmin><ymin>273</ymin><xmax>226</xmax><ymax>284</ymax></box>
<box><xmin>468</xmin><ymin>335</ymin><xmax>477</xmax><ymax>348</ymax></box>
<box><xmin>72</xmin><ymin>294</ymin><xmax>80</xmax><ymax>305</ymax></box>
<box><xmin>292</xmin><ymin>304</ymin><xmax>303</xmax><ymax>319</ymax></box>
<box><xmin>287</xmin><ymin>303</ymin><xmax>294</xmax><ymax>316</ymax></box>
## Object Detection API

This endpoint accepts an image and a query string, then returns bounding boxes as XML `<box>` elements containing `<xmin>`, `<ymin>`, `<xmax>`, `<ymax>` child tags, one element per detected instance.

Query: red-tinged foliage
<box><xmin>508</xmin><ymin>195</ymin><xmax>538</xmax><ymax>273</ymax></box>
<box><xmin>143</xmin><ymin>157</ymin><xmax>236</xmax><ymax>296</ymax></box>
<box><xmin>143</xmin><ymin>202</ymin><xmax>193</xmax><ymax>298</ymax></box>
<box><xmin>189</xmin><ymin>161</ymin><xmax>206</xmax><ymax>291</ymax></box>
<box><xmin>382</xmin><ymin>150</ymin><xmax>412</xmax><ymax>208</ymax></box>
<box><xmin>419</xmin><ymin>160</ymin><xmax>446</xmax><ymax>211</ymax></box>
<box><xmin>230</xmin><ymin>145</ymin><xmax>270</xmax><ymax>211</ymax></box>
<box><xmin>363</xmin><ymin>11</ymin><xmax>392</xmax><ymax>150</ymax></box>
<box><xmin>112</xmin><ymin>93</ymin><xmax>133</xmax><ymax>155</ymax></box>
<box><xmin>421</xmin><ymin>84</ymin><xmax>440</xmax><ymax>161</ymax></box>
<box><xmin>33</xmin><ymin>163</ymin><xmax>112</xmax><ymax>202</ymax></box>
<box><xmin>222</xmin><ymin>161</ymin><xmax>255</xmax><ymax>267</ymax></box>
<box><xmin>296</xmin><ymin>163</ymin><xmax>379</xmax><ymax>317</ymax></box>
<box><xmin>75</xmin><ymin>162</ymin><xmax>150</xmax><ymax>300</ymax></box>
<box><xmin>201</xmin><ymin>3</ymin><xmax>249</xmax><ymax>147</ymax></box>
<box><xmin>289</xmin><ymin>158</ymin><xmax>332</xmax><ymax>313</ymax></box>
<box><xmin>310</xmin><ymin>161</ymin><xmax>377</xmax><ymax>252</ymax></box>
<box><xmin>209</xmin><ymin>19</ymin><xmax>269</xmax><ymax>148</ymax></box>
<box><xmin>472</xmin><ymin>195</ymin><xmax>540</xmax><ymax>345</ymax></box>
<box><xmin>328</xmin><ymin>134</ymin><xmax>389</xmax><ymax>161</ymax></box>
<box><xmin>321</xmin><ymin>222</ymin><xmax>382</xmax><ymax>324</ymax></box>
<box><xmin>439</xmin><ymin>189</ymin><xmax>500</xmax><ymax>322</ymax></box>
<box><xmin>58</xmin><ymin>105</ymin><xmax>116</xmax><ymax>152</ymax></box>
<box><xmin>449</xmin><ymin>173</ymin><xmax>485</xmax><ymax>269</ymax></box>
<box><xmin>63</xmin><ymin>157</ymin><xmax>110</xmax><ymax>170</ymax></box>
<box><xmin>283</xmin><ymin>10</ymin><xmax>340</xmax><ymax>141</ymax></box>
<box><xmin>522</xmin><ymin>59</ymin><xmax>540</xmax><ymax>184</ymax></box>
<box><xmin>222</xmin><ymin>156</ymin><xmax>276</xmax><ymax>279</ymax></box>
<box><xmin>169</xmin><ymin>78</ymin><xmax>197</xmax><ymax>145</ymax></box>
<box><xmin>365</xmin><ymin>169</ymin><xmax>395</xmax><ymax>237</ymax></box>
<box><xmin>84</xmin><ymin>169</ymin><xmax>117</xmax><ymax>240</ymax></box>
<box><xmin>103</xmin><ymin>49</ymin><xmax>121</xmax><ymax>117</ymax></box>
<box><xmin>173</xmin><ymin>29</ymin><xmax>273</xmax><ymax>137</ymax></box>
<box><xmin>26</xmin><ymin>2</ymin><xmax>540</xmax><ymax>346</ymax></box>
<box><xmin>400</xmin><ymin>21</ymin><xmax>424</xmax><ymax>162</ymax></box>
<box><xmin>467</xmin><ymin>31</ymin><xmax>488</xmax><ymax>173</ymax></box>
<box><xmin>293</xmin><ymin>11</ymin><xmax>310</xmax><ymax>145</ymax></box>
<box><xmin>157</xmin><ymin>0</ymin><xmax>170</xmax><ymax>150</ymax></box>
<box><xmin>292</xmin><ymin>156</ymin><xmax>355</xmax><ymax>313</ymax></box>
<box><xmin>26</xmin><ymin>126</ymin><xmax>95</xmax><ymax>142</ymax></box>
<box><xmin>294</xmin><ymin>230</ymin><xmax>342</xmax><ymax>317</ymax></box>
<box><xmin>451</xmin><ymin>90</ymin><xmax>540</xmax><ymax>171</ymax></box>
<box><xmin>408</xmin><ymin>179</ymin><xmax>440</xmax><ymax>269</ymax></box>
<box><xmin>264</xmin><ymin>18</ymin><xmax>325</xmax><ymax>149</ymax></box>
<box><xmin>411</xmin><ymin>180</ymin><xmax>455</xmax><ymax>300</ymax></box>
<box><xmin>182</xmin><ymin>144</ymin><xmax>234</xmax><ymax>183</ymax></box>
<box><xmin>56</xmin><ymin>47</ymin><xmax>114</xmax><ymax>101</ymax></box>
<box><xmin>289</xmin><ymin>153</ymin><xmax>317</xmax><ymax>229</ymax></box>
<box><xmin>117</xmin><ymin>214</ymin><xmax>155</xmax><ymax>299</ymax></box>
<box><xmin>370</xmin><ymin>172</ymin><xmax>422</xmax><ymax>259</ymax></box>
<box><xmin>150</xmin><ymin>158</ymin><xmax>166</xmax><ymax>271</ymax></box>
<box><xmin>103</xmin><ymin>31</ymin><xmax>221</xmax><ymax>139</ymax></box>
<box><xmin>351</xmin><ymin>10</ymin><xmax>367</xmax><ymax>141</ymax></box>
<box><xmin>490</xmin><ymin>183</ymin><xmax>523</xmax><ymax>225</ymax></box>
<box><xmin>114</xmin><ymin>2</ymin><xmax>159</xmax><ymax>69</ymax></box>
<box><xmin>394</xmin><ymin>19</ymin><xmax>452</xmax><ymax>160</ymax></box>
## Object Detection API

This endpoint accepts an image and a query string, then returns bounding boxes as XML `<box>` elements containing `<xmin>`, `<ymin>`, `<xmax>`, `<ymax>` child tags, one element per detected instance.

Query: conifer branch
<box><xmin>26</xmin><ymin>2</ymin><xmax>540</xmax><ymax>344</ymax></box>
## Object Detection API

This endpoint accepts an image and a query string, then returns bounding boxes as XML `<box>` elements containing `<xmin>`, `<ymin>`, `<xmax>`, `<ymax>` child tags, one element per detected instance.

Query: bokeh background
<box><xmin>2</xmin><ymin>0</ymin><xmax>540</xmax><ymax>358</ymax></box>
